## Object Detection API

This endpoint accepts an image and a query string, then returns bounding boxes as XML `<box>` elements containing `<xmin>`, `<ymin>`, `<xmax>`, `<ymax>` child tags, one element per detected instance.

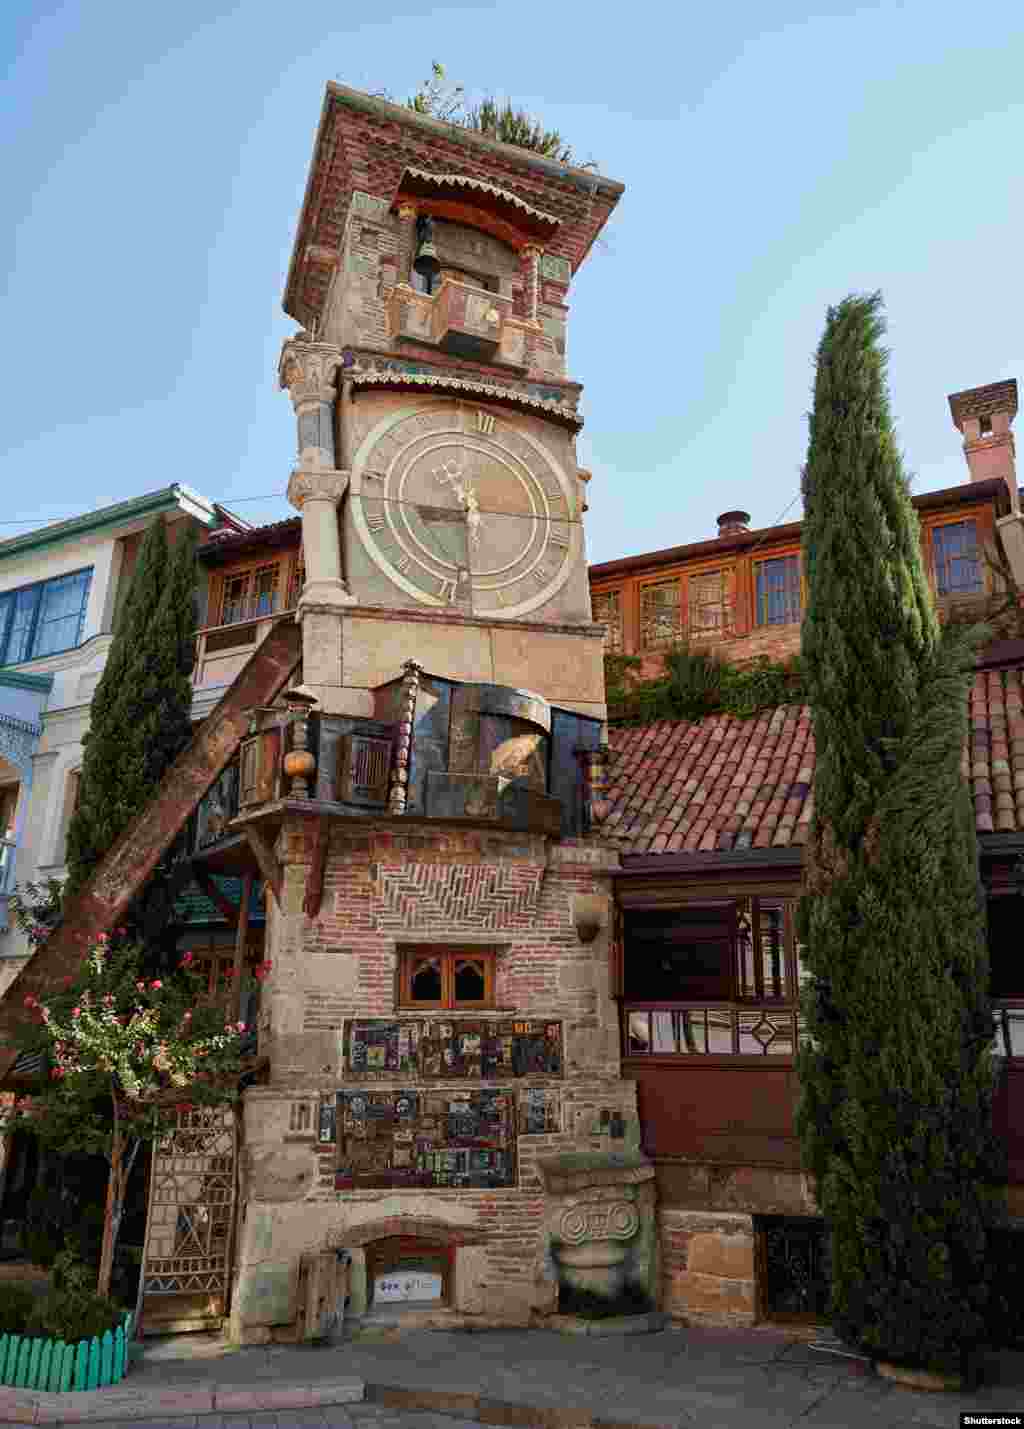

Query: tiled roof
<box><xmin>174</xmin><ymin>877</ymin><xmax>266</xmax><ymax>926</ymax></box>
<box><xmin>201</xmin><ymin>518</ymin><xmax>301</xmax><ymax>563</ymax></box>
<box><xmin>604</xmin><ymin>667</ymin><xmax>1024</xmax><ymax>856</ymax></box>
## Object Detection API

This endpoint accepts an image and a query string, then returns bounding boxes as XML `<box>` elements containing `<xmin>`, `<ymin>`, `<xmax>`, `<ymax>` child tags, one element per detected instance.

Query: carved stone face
<box><xmin>350</xmin><ymin>399</ymin><xmax>578</xmax><ymax>619</ymax></box>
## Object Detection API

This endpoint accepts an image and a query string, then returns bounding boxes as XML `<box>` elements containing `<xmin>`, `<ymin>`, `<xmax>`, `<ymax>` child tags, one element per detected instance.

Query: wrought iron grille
<box><xmin>141</xmin><ymin>1106</ymin><xmax>236</xmax><ymax>1302</ymax></box>
<box><xmin>757</xmin><ymin>1215</ymin><xmax>831</xmax><ymax>1320</ymax></box>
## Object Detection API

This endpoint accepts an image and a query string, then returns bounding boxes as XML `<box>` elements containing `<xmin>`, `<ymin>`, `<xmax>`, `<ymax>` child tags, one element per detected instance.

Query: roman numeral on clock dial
<box><xmin>475</xmin><ymin>410</ymin><xmax>496</xmax><ymax>435</ymax></box>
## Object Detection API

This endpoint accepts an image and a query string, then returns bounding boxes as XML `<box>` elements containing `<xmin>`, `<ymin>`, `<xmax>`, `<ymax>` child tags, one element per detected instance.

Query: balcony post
<box><xmin>520</xmin><ymin>244</ymin><xmax>543</xmax><ymax>323</ymax></box>
<box><xmin>396</xmin><ymin>202</ymin><xmax>419</xmax><ymax>287</ymax></box>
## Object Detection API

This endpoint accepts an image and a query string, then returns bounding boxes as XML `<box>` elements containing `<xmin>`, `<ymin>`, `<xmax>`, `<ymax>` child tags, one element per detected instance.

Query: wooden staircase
<box><xmin>0</xmin><ymin>617</ymin><xmax>301</xmax><ymax>1082</ymax></box>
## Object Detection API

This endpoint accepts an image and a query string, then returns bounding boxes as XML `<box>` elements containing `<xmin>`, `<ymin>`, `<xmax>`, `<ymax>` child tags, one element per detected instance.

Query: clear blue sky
<box><xmin>3</xmin><ymin>1</ymin><xmax>1022</xmax><ymax>564</ymax></box>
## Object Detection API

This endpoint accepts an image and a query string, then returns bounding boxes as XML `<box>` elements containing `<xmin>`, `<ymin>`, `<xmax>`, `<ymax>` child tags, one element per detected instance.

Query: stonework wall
<box><xmin>230</xmin><ymin>821</ymin><xmax>642</xmax><ymax>1337</ymax></box>
<box><xmin>655</xmin><ymin>1163</ymin><xmax>818</xmax><ymax>1327</ymax></box>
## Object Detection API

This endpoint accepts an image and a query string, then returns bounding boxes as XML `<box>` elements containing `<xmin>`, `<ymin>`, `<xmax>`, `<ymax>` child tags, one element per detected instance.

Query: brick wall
<box><xmin>231</xmin><ymin>821</ymin><xmax>642</xmax><ymax>1335</ymax></box>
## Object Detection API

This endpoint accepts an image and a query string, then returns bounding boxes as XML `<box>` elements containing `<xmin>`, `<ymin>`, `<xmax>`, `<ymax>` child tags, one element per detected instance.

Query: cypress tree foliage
<box><xmin>796</xmin><ymin>293</ymin><xmax>1002</xmax><ymax>1377</ymax></box>
<box><xmin>64</xmin><ymin>519</ymin><xmax>197</xmax><ymax>901</ymax></box>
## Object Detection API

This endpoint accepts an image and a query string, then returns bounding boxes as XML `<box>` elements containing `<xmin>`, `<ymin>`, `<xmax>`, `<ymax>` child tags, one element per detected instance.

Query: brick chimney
<box><xmin>948</xmin><ymin>379</ymin><xmax>1018</xmax><ymax>509</ymax></box>
<box><xmin>717</xmin><ymin>510</ymin><xmax>751</xmax><ymax>537</ymax></box>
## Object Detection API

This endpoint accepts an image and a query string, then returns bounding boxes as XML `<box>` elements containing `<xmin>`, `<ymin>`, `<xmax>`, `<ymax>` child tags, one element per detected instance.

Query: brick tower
<box><xmin>228</xmin><ymin>85</ymin><xmax>650</xmax><ymax>1339</ymax></box>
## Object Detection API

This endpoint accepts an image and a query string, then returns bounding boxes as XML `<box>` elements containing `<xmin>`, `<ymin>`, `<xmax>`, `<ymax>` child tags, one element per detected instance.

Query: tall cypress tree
<box><xmin>797</xmin><ymin>293</ymin><xmax>1001</xmax><ymax>1377</ymax></box>
<box><xmin>64</xmin><ymin>518</ymin><xmax>197</xmax><ymax>900</ymax></box>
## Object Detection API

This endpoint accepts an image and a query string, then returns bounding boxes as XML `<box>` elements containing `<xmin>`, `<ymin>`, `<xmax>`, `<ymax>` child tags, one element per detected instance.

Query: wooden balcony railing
<box><xmin>623</xmin><ymin>1003</ymin><xmax>802</xmax><ymax>1059</ymax></box>
<box><xmin>192</xmin><ymin>613</ymin><xmax>287</xmax><ymax>691</ymax></box>
<box><xmin>625</xmin><ymin>1001</ymin><xmax>1024</xmax><ymax>1062</ymax></box>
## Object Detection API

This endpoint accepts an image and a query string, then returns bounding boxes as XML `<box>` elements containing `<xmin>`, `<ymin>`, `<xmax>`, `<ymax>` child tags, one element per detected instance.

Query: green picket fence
<box><xmin>0</xmin><ymin>1313</ymin><xmax>133</xmax><ymax>1392</ymax></box>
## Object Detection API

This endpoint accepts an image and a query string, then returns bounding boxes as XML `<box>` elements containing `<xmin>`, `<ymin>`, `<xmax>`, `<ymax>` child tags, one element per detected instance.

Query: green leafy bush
<box><xmin>0</xmin><ymin>1284</ymin><xmax>36</xmax><ymax>1334</ymax></box>
<box><xmin>27</xmin><ymin>1291</ymin><xmax>123</xmax><ymax>1343</ymax></box>
<box><xmin>27</xmin><ymin>1251</ymin><xmax>123</xmax><ymax>1342</ymax></box>
<box><xmin>604</xmin><ymin>644</ymin><xmax>805</xmax><ymax>725</ymax></box>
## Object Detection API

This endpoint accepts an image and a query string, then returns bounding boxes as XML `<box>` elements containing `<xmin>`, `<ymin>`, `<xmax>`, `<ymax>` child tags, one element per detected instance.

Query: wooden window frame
<box><xmin>398</xmin><ymin>946</ymin><xmax>496</xmax><ymax>1011</ymax></box>
<box><xmin>925</xmin><ymin>512</ymin><xmax>987</xmax><ymax>600</ymax></box>
<box><xmin>206</xmin><ymin>551</ymin><xmax>301</xmax><ymax>630</ymax></box>
<box><xmin>686</xmin><ymin>562</ymin><xmax>735</xmax><ymax>641</ymax></box>
<box><xmin>639</xmin><ymin>576</ymin><xmax>683</xmax><ymax>651</ymax></box>
<box><xmin>591</xmin><ymin>586</ymin><xmax>624</xmax><ymax>652</ymax></box>
<box><xmin>620</xmin><ymin>896</ymin><xmax>804</xmax><ymax>1064</ymax></box>
<box><xmin>753</xmin><ymin>553</ymin><xmax>802</xmax><ymax>628</ymax></box>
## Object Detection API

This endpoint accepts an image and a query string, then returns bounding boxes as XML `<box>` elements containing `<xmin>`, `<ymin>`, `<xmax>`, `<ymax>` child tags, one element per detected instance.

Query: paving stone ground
<box><xmin>5</xmin><ymin>1325</ymin><xmax>1024</xmax><ymax>1429</ymax></box>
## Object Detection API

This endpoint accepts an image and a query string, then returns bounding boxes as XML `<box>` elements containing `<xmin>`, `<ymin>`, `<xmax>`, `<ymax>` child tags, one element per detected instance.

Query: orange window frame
<box><xmin>398</xmin><ymin>947</ymin><xmax>496</xmax><ymax>1011</ymax></box>
<box><xmin>639</xmin><ymin>576</ymin><xmax>683</xmax><ymax>650</ymax></box>
<box><xmin>207</xmin><ymin>552</ymin><xmax>301</xmax><ymax>629</ymax></box>
<box><xmin>752</xmin><ymin>551</ymin><xmax>803</xmax><ymax>628</ymax></box>
<box><xmin>591</xmin><ymin>586</ymin><xmax>624</xmax><ymax>652</ymax></box>
<box><xmin>923</xmin><ymin>510</ymin><xmax>990</xmax><ymax>600</ymax></box>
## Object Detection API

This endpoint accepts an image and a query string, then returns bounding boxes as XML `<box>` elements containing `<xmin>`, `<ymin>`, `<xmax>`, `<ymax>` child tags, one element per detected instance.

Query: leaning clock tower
<box><xmin>278</xmin><ymin>83</ymin><xmax>622</xmax><ymax>718</ymax></box>
<box><xmin>227</xmin><ymin>87</ymin><xmax>646</xmax><ymax>1343</ymax></box>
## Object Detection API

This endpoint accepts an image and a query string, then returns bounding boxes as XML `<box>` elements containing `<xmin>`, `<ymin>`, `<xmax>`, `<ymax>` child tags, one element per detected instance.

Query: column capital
<box><xmin>286</xmin><ymin>469</ymin><xmax>349</xmax><ymax>512</ymax></box>
<box><xmin>278</xmin><ymin>335</ymin><xmax>344</xmax><ymax>410</ymax></box>
<box><xmin>520</xmin><ymin>242</ymin><xmax>544</xmax><ymax>259</ymax></box>
<box><xmin>397</xmin><ymin>201</ymin><xmax>419</xmax><ymax>221</ymax></box>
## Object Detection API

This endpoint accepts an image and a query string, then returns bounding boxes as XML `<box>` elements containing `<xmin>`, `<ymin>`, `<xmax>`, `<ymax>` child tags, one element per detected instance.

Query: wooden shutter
<box><xmin>337</xmin><ymin>733</ymin><xmax>391</xmax><ymax>806</ymax></box>
<box><xmin>238</xmin><ymin>730</ymin><xmax>281</xmax><ymax>808</ymax></box>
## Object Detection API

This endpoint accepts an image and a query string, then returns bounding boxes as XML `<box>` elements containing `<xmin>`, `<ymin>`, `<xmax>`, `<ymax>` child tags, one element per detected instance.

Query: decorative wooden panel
<box><xmin>238</xmin><ymin>730</ymin><xmax>281</xmax><ymax>808</ymax></box>
<box><xmin>337</xmin><ymin>732</ymin><xmax>391</xmax><ymax>806</ymax></box>
<box><xmin>591</xmin><ymin>589</ymin><xmax>623</xmax><ymax>651</ymax></box>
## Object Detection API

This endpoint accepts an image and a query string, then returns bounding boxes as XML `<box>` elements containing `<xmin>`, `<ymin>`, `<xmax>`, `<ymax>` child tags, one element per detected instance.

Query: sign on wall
<box><xmin>343</xmin><ymin>1018</ymin><xmax>563</xmax><ymax>1081</ymax></box>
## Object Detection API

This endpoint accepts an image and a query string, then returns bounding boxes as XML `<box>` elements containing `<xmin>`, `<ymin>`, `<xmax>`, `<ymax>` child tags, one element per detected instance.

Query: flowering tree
<box><xmin>0</xmin><ymin>927</ymin><xmax>269</xmax><ymax>1299</ymax></box>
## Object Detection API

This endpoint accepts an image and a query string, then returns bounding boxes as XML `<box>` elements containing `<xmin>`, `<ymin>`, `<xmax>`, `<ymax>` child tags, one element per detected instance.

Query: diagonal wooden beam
<box><xmin>0</xmin><ymin>618</ymin><xmax>301</xmax><ymax>1082</ymax></box>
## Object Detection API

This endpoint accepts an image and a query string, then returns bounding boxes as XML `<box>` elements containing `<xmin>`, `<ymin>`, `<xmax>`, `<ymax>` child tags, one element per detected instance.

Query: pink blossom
<box><xmin>180</xmin><ymin>951</ymin><xmax>194</xmax><ymax>967</ymax></box>
<box><xmin>136</xmin><ymin>981</ymin><xmax>146</xmax><ymax>992</ymax></box>
<box><xmin>96</xmin><ymin>932</ymin><xmax>109</xmax><ymax>943</ymax></box>
<box><xmin>23</xmin><ymin>994</ymin><xmax>36</xmax><ymax>1008</ymax></box>
<box><xmin>71</xmin><ymin>1007</ymin><xmax>81</xmax><ymax>1019</ymax></box>
<box><xmin>116</xmin><ymin>926</ymin><xmax>127</xmax><ymax>935</ymax></box>
<box><xmin>50</xmin><ymin>1068</ymin><xmax>65</xmax><ymax>1080</ymax></box>
<box><xmin>235</xmin><ymin>1021</ymin><xmax>247</xmax><ymax>1033</ymax></box>
<box><xmin>150</xmin><ymin>980</ymin><xmax>163</xmax><ymax>991</ymax></box>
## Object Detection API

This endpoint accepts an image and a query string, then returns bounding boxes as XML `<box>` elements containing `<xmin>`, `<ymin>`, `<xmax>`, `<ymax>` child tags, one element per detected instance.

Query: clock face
<box><xmin>350</xmin><ymin>401</ymin><xmax>579</xmax><ymax>618</ymax></box>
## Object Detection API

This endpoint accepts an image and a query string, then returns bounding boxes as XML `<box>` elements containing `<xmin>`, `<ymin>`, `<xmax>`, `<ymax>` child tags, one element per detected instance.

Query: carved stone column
<box><xmin>286</xmin><ymin>469</ymin><xmax>353</xmax><ymax>613</ymax></box>
<box><xmin>280</xmin><ymin>334</ymin><xmax>355</xmax><ymax>616</ymax></box>
<box><xmin>279</xmin><ymin>334</ymin><xmax>342</xmax><ymax>470</ymax></box>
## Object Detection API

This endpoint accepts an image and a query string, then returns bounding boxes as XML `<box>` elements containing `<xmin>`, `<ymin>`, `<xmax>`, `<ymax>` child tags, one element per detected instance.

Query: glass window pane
<box><xmin>454</xmin><ymin>958</ymin><xmax>485</xmax><ymax>1001</ymax></box>
<box><xmin>4</xmin><ymin>587</ymin><xmax>41</xmax><ymax>664</ymax></box>
<box><xmin>252</xmin><ymin>565</ymin><xmax>280</xmax><ymax>617</ymax></box>
<box><xmin>221</xmin><ymin>574</ymin><xmax>250</xmax><ymax>625</ymax></box>
<box><xmin>640</xmin><ymin>581</ymin><xmax>681</xmax><ymax>649</ymax></box>
<box><xmin>932</xmin><ymin>521</ymin><xmax>981</xmax><ymax>596</ymax></box>
<box><xmin>760</xmin><ymin>900</ymin><xmax>786</xmax><ymax>999</ymax></box>
<box><xmin>627</xmin><ymin>1011</ymin><xmax>650</xmax><ymax>1054</ymax></box>
<box><xmin>32</xmin><ymin>571</ymin><xmax>91</xmax><ymax>658</ymax></box>
<box><xmin>689</xmin><ymin>570</ymin><xmax>728</xmax><ymax>636</ymax></box>
<box><xmin>756</xmin><ymin>557</ymin><xmax>801</xmax><ymax>626</ymax></box>
<box><xmin>410</xmin><ymin>956</ymin><xmax>442</xmax><ymax>1002</ymax></box>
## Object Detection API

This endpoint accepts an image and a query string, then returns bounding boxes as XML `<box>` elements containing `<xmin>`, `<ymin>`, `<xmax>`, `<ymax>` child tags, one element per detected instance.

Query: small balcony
<box><xmin>387</xmin><ymin>281</ymin><xmax>528</xmax><ymax>368</ymax></box>
<box><xmin>192</xmin><ymin>614</ymin><xmax>287</xmax><ymax>692</ymax></box>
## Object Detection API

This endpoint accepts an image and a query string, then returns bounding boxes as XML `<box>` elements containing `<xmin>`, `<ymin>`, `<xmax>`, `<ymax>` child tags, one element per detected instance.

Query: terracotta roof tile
<box><xmin>604</xmin><ymin>668</ymin><xmax>1024</xmax><ymax>855</ymax></box>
